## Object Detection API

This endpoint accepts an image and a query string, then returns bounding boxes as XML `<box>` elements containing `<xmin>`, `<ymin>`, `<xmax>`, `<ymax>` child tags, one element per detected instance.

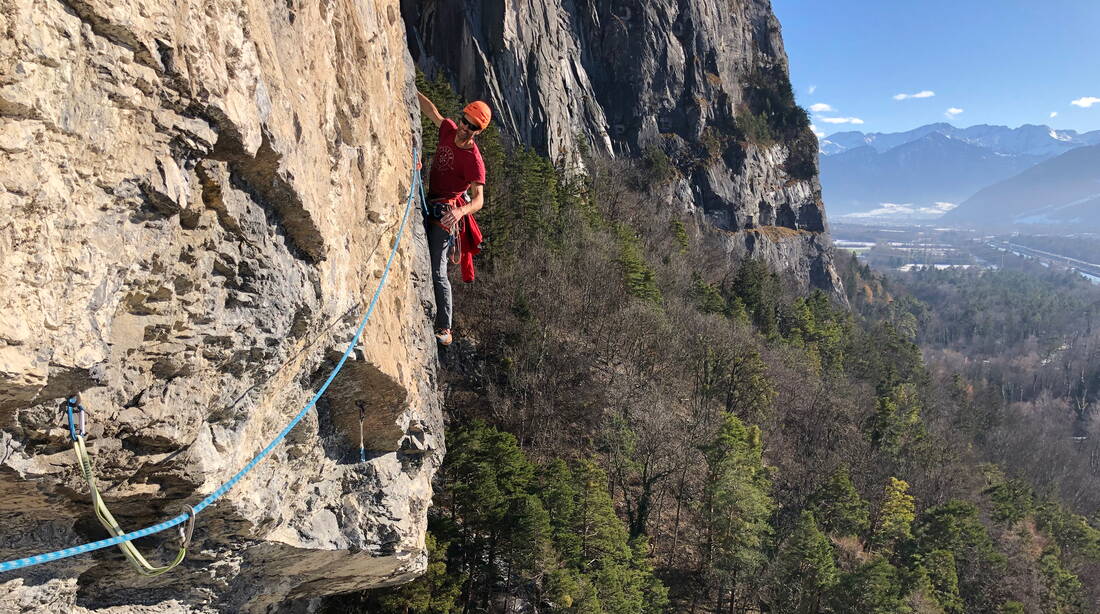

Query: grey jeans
<box><xmin>426</xmin><ymin>221</ymin><xmax>455</xmax><ymax>331</ymax></box>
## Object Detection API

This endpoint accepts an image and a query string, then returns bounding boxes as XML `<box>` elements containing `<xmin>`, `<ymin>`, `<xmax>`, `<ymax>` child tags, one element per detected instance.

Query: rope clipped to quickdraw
<box><xmin>64</xmin><ymin>396</ymin><xmax>194</xmax><ymax>576</ymax></box>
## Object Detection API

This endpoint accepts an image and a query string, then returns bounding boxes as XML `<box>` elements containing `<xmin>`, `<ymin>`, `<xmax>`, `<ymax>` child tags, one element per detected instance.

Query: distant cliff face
<box><xmin>1</xmin><ymin>0</ymin><xmax>442</xmax><ymax>612</ymax></box>
<box><xmin>404</xmin><ymin>0</ymin><xmax>842</xmax><ymax>296</ymax></box>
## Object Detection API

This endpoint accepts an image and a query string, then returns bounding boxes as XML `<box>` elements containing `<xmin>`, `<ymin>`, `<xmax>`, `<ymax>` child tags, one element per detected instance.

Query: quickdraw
<box><xmin>64</xmin><ymin>396</ymin><xmax>193</xmax><ymax>576</ymax></box>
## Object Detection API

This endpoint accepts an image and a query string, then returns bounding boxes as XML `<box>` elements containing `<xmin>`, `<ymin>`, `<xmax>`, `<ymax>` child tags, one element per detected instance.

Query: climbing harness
<box><xmin>0</xmin><ymin>146</ymin><xmax>424</xmax><ymax>574</ymax></box>
<box><xmin>65</xmin><ymin>396</ymin><xmax>193</xmax><ymax>576</ymax></box>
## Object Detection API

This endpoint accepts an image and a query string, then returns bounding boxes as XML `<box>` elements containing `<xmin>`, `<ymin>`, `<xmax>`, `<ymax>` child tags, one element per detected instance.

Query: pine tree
<box><xmin>812</xmin><ymin>467</ymin><xmax>870</xmax><ymax>537</ymax></box>
<box><xmin>540</xmin><ymin>459</ymin><xmax>582</xmax><ymax>563</ymax></box>
<box><xmin>873</xmin><ymin>477</ymin><xmax>915</xmax><ymax>551</ymax></box>
<box><xmin>570</xmin><ymin>460</ymin><xmax>659</xmax><ymax>614</ymax></box>
<box><xmin>701</xmin><ymin>413</ymin><xmax>774</xmax><ymax>612</ymax></box>
<box><xmin>922</xmin><ymin>549</ymin><xmax>964</xmax><ymax>614</ymax></box>
<box><xmin>770</xmin><ymin>511</ymin><xmax>838</xmax><ymax>614</ymax></box>
<box><xmin>828</xmin><ymin>557</ymin><xmax>908</xmax><ymax>614</ymax></box>
<box><xmin>1039</xmin><ymin>549</ymin><xmax>1086</xmax><ymax>614</ymax></box>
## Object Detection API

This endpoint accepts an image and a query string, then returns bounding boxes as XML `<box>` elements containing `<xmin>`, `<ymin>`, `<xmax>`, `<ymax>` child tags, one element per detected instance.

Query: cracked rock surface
<box><xmin>1</xmin><ymin>0</ymin><xmax>442</xmax><ymax>611</ymax></box>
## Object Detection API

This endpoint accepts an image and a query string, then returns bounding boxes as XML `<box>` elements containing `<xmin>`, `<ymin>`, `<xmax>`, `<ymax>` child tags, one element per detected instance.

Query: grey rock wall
<box><xmin>0</xmin><ymin>0</ymin><xmax>443</xmax><ymax>611</ymax></box>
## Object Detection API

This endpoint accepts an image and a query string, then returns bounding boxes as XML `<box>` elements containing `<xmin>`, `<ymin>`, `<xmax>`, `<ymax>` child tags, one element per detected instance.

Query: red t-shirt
<box><xmin>428</xmin><ymin>119</ymin><xmax>486</xmax><ymax>201</ymax></box>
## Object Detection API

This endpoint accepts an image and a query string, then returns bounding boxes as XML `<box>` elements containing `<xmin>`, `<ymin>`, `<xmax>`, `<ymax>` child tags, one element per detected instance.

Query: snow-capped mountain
<box><xmin>820</xmin><ymin>132</ymin><xmax>1043</xmax><ymax>216</ymax></box>
<box><xmin>821</xmin><ymin>123</ymin><xmax>1100</xmax><ymax>158</ymax></box>
<box><xmin>819</xmin><ymin>123</ymin><xmax>1100</xmax><ymax>220</ymax></box>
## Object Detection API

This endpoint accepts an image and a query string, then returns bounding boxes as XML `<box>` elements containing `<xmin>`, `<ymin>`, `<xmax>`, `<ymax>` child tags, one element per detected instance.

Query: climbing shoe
<box><xmin>435</xmin><ymin>328</ymin><xmax>453</xmax><ymax>346</ymax></box>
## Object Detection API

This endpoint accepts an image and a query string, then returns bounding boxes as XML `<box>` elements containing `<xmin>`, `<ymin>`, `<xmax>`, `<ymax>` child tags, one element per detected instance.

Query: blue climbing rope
<box><xmin>0</xmin><ymin>147</ymin><xmax>424</xmax><ymax>574</ymax></box>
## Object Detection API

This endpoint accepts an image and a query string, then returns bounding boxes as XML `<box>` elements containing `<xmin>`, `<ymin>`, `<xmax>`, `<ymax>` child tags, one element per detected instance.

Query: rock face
<box><xmin>404</xmin><ymin>0</ymin><xmax>843</xmax><ymax>297</ymax></box>
<box><xmin>1</xmin><ymin>0</ymin><xmax>443</xmax><ymax>612</ymax></box>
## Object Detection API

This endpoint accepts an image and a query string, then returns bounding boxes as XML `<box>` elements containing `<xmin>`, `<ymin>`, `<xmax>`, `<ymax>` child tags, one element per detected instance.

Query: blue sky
<box><xmin>771</xmin><ymin>0</ymin><xmax>1100</xmax><ymax>136</ymax></box>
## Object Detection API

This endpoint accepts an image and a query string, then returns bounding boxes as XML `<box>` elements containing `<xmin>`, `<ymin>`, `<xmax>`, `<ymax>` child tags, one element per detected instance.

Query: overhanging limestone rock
<box><xmin>0</xmin><ymin>0</ymin><xmax>443</xmax><ymax>611</ymax></box>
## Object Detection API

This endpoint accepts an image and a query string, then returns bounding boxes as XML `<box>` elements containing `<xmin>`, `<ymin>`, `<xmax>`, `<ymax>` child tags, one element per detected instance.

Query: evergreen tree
<box><xmin>812</xmin><ymin>467</ymin><xmax>870</xmax><ymax>537</ymax></box>
<box><xmin>911</xmin><ymin>500</ymin><xmax>1007</xmax><ymax>614</ymax></box>
<box><xmin>922</xmin><ymin>550</ymin><xmax>964</xmax><ymax>614</ymax></box>
<box><xmin>1039</xmin><ymin>549</ymin><xmax>1086</xmax><ymax>614</ymax></box>
<box><xmin>540</xmin><ymin>459</ymin><xmax>582</xmax><ymax>563</ymax></box>
<box><xmin>701</xmin><ymin>413</ymin><xmax>774</xmax><ymax>612</ymax></box>
<box><xmin>873</xmin><ymin>477</ymin><xmax>915</xmax><ymax>551</ymax></box>
<box><xmin>770</xmin><ymin>511</ymin><xmax>838</xmax><ymax>614</ymax></box>
<box><xmin>828</xmin><ymin>557</ymin><xmax>908</xmax><ymax>614</ymax></box>
<box><xmin>343</xmin><ymin>532</ymin><xmax>464</xmax><ymax>614</ymax></box>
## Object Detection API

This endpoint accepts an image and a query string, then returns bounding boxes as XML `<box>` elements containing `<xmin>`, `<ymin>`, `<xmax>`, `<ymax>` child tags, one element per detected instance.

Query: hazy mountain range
<box><xmin>944</xmin><ymin>144</ymin><xmax>1100</xmax><ymax>230</ymax></box>
<box><xmin>819</xmin><ymin>123</ymin><xmax>1100</xmax><ymax>229</ymax></box>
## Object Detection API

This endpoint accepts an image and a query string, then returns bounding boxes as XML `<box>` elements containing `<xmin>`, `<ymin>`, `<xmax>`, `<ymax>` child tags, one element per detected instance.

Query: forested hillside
<box><xmin>324</xmin><ymin>79</ymin><xmax>1100</xmax><ymax>614</ymax></box>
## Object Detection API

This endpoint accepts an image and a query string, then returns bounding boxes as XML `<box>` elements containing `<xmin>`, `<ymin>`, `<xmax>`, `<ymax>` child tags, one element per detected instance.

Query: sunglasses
<box><xmin>460</xmin><ymin>117</ymin><xmax>481</xmax><ymax>131</ymax></box>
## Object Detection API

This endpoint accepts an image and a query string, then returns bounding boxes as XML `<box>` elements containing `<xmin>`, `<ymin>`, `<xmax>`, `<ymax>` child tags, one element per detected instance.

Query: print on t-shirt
<box><xmin>428</xmin><ymin>119</ymin><xmax>487</xmax><ymax>202</ymax></box>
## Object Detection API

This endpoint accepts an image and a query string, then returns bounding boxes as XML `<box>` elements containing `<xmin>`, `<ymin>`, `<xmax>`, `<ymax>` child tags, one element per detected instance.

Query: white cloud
<box><xmin>944</xmin><ymin>107</ymin><xmax>964</xmax><ymax>119</ymax></box>
<box><xmin>917</xmin><ymin>202</ymin><xmax>958</xmax><ymax>215</ymax></box>
<box><xmin>844</xmin><ymin>201</ymin><xmax>957</xmax><ymax>219</ymax></box>
<box><xmin>1071</xmin><ymin>97</ymin><xmax>1100</xmax><ymax>108</ymax></box>
<box><xmin>893</xmin><ymin>90</ymin><xmax>936</xmax><ymax>101</ymax></box>
<box><xmin>1050</xmin><ymin>111</ymin><xmax>1059</xmax><ymax>118</ymax></box>
<box><xmin>808</xmin><ymin>85</ymin><xmax>817</xmax><ymax>95</ymax></box>
<box><xmin>810</xmin><ymin>123</ymin><xmax>825</xmax><ymax>138</ymax></box>
<box><xmin>818</xmin><ymin>116</ymin><xmax>865</xmax><ymax>125</ymax></box>
<box><xmin>809</xmin><ymin>103</ymin><xmax>835</xmax><ymax>113</ymax></box>
<box><xmin>846</xmin><ymin>203</ymin><xmax>915</xmax><ymax>218</ymax></box>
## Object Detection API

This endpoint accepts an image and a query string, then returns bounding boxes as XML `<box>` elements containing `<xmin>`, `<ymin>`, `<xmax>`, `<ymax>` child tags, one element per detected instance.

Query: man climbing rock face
<box><xmin>417</xmin><ymin>91</ymin><xmax>490</xmax><ymax>347</ymax></box>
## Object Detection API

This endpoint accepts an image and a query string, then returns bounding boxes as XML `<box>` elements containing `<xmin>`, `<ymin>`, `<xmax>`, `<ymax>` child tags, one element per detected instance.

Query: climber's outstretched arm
<box><xmin>417</xmin><ymin>91</ymin><xmax>443</xmax><ymax>128</ymax></box>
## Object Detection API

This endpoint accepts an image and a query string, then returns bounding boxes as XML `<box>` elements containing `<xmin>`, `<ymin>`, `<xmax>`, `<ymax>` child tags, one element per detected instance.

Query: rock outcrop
<box><xmin>404</xmin><ymin>0</ymin><xmax>843</xmax><ymax>297</ymax></box>
<box><xmin>1</xmin><ymin>0</ymin><xmax>443</xmax><ymax>611</ymax></box>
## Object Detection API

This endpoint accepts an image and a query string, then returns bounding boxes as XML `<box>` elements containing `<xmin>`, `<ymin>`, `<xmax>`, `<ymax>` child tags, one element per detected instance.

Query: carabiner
<box><xmin>65</xmin><ymin>395</ymin><xmax>86</xmax><ymax>442</ymax></box>
<box><xmin>177</xmin><ymin>505</ymin><xmax>196</xmax><ymax>550</ymax></box>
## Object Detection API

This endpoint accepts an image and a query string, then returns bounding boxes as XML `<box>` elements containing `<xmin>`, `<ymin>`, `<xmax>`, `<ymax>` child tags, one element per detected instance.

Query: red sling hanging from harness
<box><xmin>428</xmin><ymin>196</ymin><xmax>483</xmax><ymax>283</ymax></box>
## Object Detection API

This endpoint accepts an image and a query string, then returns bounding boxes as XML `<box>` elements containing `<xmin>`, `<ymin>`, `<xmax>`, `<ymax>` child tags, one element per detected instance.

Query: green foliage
<box><xmin>910</xmin><ymin>500</ymin><xmax>1007</xmax><ymax>614</ymax></box>
<box><xmin>614</xmin><ymin>224</ymin><xmax>662</xmax><ymax>304</ymax></box>
<box><xmin>782</xmin><ymin>290</ymin><xmax>850</xmax><ymax>370</ymax></box>
<box><xmin>811</xmin><ymin>467</ymin><xmax>870</xmax><ymax>537</ymax></box>
<box><xmin>1035</xmin><ymin>503</ymin><xmax>1100</xmax><ymax>562</ymax></box>
<box><xmin>735</xmin><ymin>108</ymin><xmax>774</xmax><ymax>145</ymax></box>
<box><xmin>1000</xmin><ymin>601</ymin><xmax>1026</xmax><ymax>614</ymax></box>
<box><xmin>742</xmin><ymin>66</ymin><xmax>811</xmax><ymax>140</ymax></box>
<box><xmin>1039</xmin><ymin>549</ymin><xmax>1086</xmax><ymax>614</ymax></box>
<box><xmin>669</xmin><ymin>220</ymin><xmax>689</xmax><ymax>254</ymax></box>
<box><xmin>921</xmin><ymin>550</ymin><xmax>964</xmax><ymax>614</ymax></box>
<box><xmin>701</xmin><ymin>413</ymin><xmax>774</xmax><ymax>580</ymax></box>
<box><xmin>867</xmin><ymin>384</ymin><xmax>925</xmax><ymax>455</ymax></box>
<box><xmin>770</xmin><ymin>511</ymin><xmax>838</xmax><ymax>614</ymax></box>
<box><xmin>642</xmin><ymin>146</ymin><xmax>676</xmax><ymax>185</ymax></box>
<box><xmin>874</xmin><ymin>477</ymin><xmax>915</xmax><ymax>550</ymax></box>
<box><xmin>376</xmin><ymin>424</ymin><xmax>671</xmax><ymax>614</ymax></box>
<box><xmin>985</xmin><ymin>478</ymin><xmax>1034</xmax><ymax>525</ymax></box>
<box><xmin>731</xmin><ymin>259</ymin><xmax>783</xmax><ymax>337</ymax></box>
<box><xmin>828</xmin><ymin>557</ymin><xmax>909</xmax><ymax>614</ymax></box>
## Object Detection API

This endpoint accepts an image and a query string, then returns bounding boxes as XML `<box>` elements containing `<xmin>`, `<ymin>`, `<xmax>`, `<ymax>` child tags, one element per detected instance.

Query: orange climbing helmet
<box><xmin>463</xmin><ymin>101</ymin><xmax>491</xmax><ymax>130</ymax></box>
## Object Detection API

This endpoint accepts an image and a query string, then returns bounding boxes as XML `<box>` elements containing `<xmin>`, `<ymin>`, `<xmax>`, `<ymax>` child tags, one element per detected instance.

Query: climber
<box><xmin>416</xmin><ymin>90</ymin><xmax>489</xmax><ymax>347</ymax></box>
